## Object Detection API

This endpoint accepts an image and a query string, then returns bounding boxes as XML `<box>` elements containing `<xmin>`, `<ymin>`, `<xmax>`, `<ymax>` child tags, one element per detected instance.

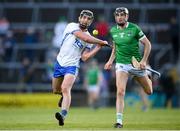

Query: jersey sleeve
<box><xmin>136</xmin><ymin>25</ymin><xmax>145</xmax><ymax>40</ymax></box>
<box><xmin>85</xmin><ymin>43</ymin><xmax>94</xmax><ymax>50</ymax></box>
<box><xmin>66</xmin><ymin>23</ymin><xmax>81</xmax><ymax>34</ymax></box>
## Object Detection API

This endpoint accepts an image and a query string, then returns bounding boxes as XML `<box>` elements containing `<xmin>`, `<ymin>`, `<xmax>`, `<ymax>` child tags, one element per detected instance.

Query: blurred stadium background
<box><xmin>0</xmin><ymin>0</ymin><xmax>180</xmax><ymax>110</ymax></box>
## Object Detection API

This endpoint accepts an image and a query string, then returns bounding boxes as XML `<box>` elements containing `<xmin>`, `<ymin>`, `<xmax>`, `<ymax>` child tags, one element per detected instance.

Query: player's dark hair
<box><xmin>80</xmin><ymin>10</ymin><xmax>94</xmax><ymax>20</ymax></box>
<box><xmin>114</xmin><ymin>7</ymin><xmax>129</xmax><ymax>16</ymax></box>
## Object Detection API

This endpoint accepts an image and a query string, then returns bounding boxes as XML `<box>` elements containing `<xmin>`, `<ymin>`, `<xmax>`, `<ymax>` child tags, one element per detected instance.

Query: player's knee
<box><xmin>146</xmin><ymin>90</ymin><xmax>153</xmax><ymax>95</ymax></box>
<box><xmin>143</xmin><ymin>80</ymin><xmax>153</xmax><ymax>95</ymax></box>
<box><xmin>117</xmin><ymin>88</ymin><xmax>125</xmax><ymax>97</ymax></box>
<box><xmin>61</xmin><ymin>86</ymin><xmax>70</xmax><ymax>94</ymax></box>
<box><xmin>52</xmin><ymin>89</ymin><xmax>60</xmax><ymax>94</ymax></box>
<box><xmin>52</xmin><ymin>86</ymin><xmax>61</xmax><ymax>94</ymax></box>
<box><xmin>144</xmin><ymin>87</ymin><xmax>153</xmax><ymax>95</ymax></box>
<box><xmin>53</xmin><ymin>90</ymin><xmax>60</xmax><ymax>94</ymax></box>
<box><xmin>52</xmin><ymin>86</ymin><xmax>56</xmax><ymax>94</ymax></box>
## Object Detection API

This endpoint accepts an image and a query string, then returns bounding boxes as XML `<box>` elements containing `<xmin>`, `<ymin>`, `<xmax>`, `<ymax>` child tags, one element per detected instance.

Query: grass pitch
<box><xmin>0</xmin><ymin>107</ymin><xmax>180</xmax><ymax>130</ymax></box>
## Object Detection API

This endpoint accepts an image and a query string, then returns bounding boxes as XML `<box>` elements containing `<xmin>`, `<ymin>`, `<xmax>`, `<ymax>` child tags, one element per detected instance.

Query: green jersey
<box><xmin>110</xmin><ymin>22</ymin><xmax>145</xmax><ymax>64</ymax></box>
<box><xmin>86</xmin><ymin>67</ymin><xmax>99</xmax><ymax>85</ymax></box>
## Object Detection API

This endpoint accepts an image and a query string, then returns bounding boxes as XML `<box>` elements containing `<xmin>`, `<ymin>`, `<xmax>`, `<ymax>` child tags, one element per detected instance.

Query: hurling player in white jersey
<box><xmin>52</xmin><ymin>10</ymin><xmax>110</xmax><ymax>126</ymax></box>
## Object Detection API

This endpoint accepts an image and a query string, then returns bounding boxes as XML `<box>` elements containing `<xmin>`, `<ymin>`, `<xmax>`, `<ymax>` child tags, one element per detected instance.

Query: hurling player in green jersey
<box><xmin>104</xmin><ymin>7</ymin><xmax>152</xmax><ymax>128</ymax></box>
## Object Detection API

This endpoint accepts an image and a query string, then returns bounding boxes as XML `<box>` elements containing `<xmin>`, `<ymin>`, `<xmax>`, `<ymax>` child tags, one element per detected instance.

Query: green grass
<box><xmin>0</xmin><ymin>107</ymin><xmax>180</xmax><ymax>130</ymax></box>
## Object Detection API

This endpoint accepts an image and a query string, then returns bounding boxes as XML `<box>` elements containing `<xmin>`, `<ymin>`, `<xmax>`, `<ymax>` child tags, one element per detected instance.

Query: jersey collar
<box><xmin>116</xmin><ymin>22</ymin><xmax>129</xmax><ymax>29</ymax></box>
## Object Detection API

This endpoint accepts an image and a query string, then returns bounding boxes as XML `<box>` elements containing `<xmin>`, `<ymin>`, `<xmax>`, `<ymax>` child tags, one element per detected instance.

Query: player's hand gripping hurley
<box><xmin>131</xmin><ymin>56</ymin><xmax>161</xmax><ymax>77</ymax></box>
<box><xmin>104</xmin><ymin>42</ymin><xmax>113</xmax><ymax>48</ymax></box>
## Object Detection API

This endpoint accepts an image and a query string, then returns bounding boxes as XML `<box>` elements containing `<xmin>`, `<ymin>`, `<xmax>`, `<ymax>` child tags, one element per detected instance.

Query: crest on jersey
<box><xmin>127</xmin><ymin>31</ymin><xmax>132</xmax><ymax>37</ymax></box>
<box><xmin>119</xmin><ymin>32</ymin><xmax>125</xmax><ymax>38</ymax></box>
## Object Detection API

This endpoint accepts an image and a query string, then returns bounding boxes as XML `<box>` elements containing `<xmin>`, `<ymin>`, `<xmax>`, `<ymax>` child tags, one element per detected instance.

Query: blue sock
<box><xmin>60</xmin><ymin>109</ymin><xmax>68</xmax><ymax>118</ymax></box>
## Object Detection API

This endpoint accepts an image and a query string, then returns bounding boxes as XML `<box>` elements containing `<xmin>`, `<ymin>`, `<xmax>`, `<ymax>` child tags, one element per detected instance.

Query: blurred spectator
<box><xmin>19</xmin><ymin>57</ymin><xmax>36</xmax><ymax>92</ymax></box>
<box><xmin>94</xmin><ymin>15</ymin><xmax>109</xmax><ymax>41</ymax></box>
<box><xmin>52</xmin><ymin>16</ymin><xmax>67</xmax><ymax>48</ymax></box>
<box><xmin>43</xmin><ymin>58</ymin><xmax>54</xmax><ymax>83</ymax></box>
<box><xmin>44</xmin><ymin>30</ymin><xmax>53</xmax><ymax>43</ymax></box>
<box><xmin>0</xmin><ymin>17</ymin><xmax>10</xmax><ymax>37</ymax></box>
<box><xmin>0</xmin><ymin>38</ymin><xmax>5</xmax><ymax>62</ymax></box>
<box><xmin>19</xmin><ymin>57</ymin><xmax>34</xmax><ymax>83</ymax></box>
<box><xmin>169</xmin><ymin>16</ymin><xmax>179</xmax><ymax>64</ymax></box>
<box><xmin>44</xmin><ymin>48</ymin><xmax>57</xmax><ymax>82</ymax></box>
<box><xmin>23</xmin><ymin>26</ymin><xmax>39</xmax><ymax>61</ymax></box>
<box><xmin>3</xmin><ymin>30</ymin><xmax>16</xmax><ymax>62</ymax></box>
<box><xmin>84</xmin><ymin>59</ymin><xmax>102</xmax><ymax>109</ymax></box>
<box><xmin>24</xmin><ymin>26</ymin><xmax>38</xmax><ymax>44</ymax></box>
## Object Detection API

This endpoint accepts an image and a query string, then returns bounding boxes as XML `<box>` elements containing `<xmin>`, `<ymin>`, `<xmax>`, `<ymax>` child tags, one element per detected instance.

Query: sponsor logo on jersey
<box><xmin>74</xmin><ymin>38</ymin><xmax>83</xmax><ymax>49</ymax></box>
<box><xmin>119</xmin><ymin>32</ymin><xmax>125</xmax><ymax>38</ymax></box>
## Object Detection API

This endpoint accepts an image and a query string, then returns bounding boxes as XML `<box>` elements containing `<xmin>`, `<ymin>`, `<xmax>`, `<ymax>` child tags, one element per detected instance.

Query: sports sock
<box><xmin>116</xmin><ymin>113</ymin><xmax>123</xmax><ymax>124</ymax></box>
<box><xmin>60</xmin><ymin>109</ymin><xmax>68</xmax><ymax>118</ymax></box>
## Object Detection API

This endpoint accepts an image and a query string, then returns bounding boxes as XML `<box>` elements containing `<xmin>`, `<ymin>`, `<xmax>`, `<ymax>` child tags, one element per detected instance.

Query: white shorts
<box><xmin>115</xmin><ymin>63</ymin><xmax>147</xmax><ymax>77</ymax></box>
<box><xmin>87</xmin><ymin>85</ymin><xmax>99</xmax><ymax>93</ymax></box>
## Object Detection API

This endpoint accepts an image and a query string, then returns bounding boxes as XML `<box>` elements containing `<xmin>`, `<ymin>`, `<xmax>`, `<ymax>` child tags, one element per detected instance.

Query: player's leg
<box><xmin>55</xmin><ymin>73</ymin><xmax>76</xmax><ymax>125</ymax></box>
<box><xmin>87</xmin><ymin>86</ymin><xmax>99</xmax><ymax>109</ymax></box>
<box><xmin>138</xmin><ymin>86</ymin><xmax>149</xmax><ymax>111</ymax></box>
<box><xmin>91</xmin><ymin>86</ymin><xmax>100</xmax><ymax>109</ymax></box>
<box><xmin>134</xmin><ymin>75</ymin><xmax>153</xmax><ymax>95</ymax></box>
<box><xmin>87</xmin><ymin>86</ymin><xmax>94</xmax><ymax>108</ymax></box>
<box><xmin>52</xmin><ymin>61</ymin><xmax>64</xmax><ymax>94</ymax></box>
<box><xmin>88</xmin><ymin>91</ymin><xmax>94</xmax><ymax>107</ymax></box>
<box><xmin>89</xmin><ymin>91</ymin><xmax>97</xmax><ymax>109</ymax></box>
<box><xmin>61</xmin><ymin>73</ymin><xmax>76</xmax><ymax>110</ymax></box>
<box><xmin>55</xmin><ymin>65</ymin><xmax>78</xmax><ymax>126</ymax></box>
<box><xmin>52</xmin><ymin>77</ymin><xmax>63</xmax><ymax>94</ymax></box>
<box><xmin>115</xmin><ymin>71</ymin><xmax>129</xmax><ymax>128</ymax></box>
<box><xmin>52</xmin><ymin>77</ymin><xmax>64</xmax><ymax>107</ymax></box>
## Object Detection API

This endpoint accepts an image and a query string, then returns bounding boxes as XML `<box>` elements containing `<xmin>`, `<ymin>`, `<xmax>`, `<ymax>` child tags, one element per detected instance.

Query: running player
<box><xmin>104</xmin><ymin>7</ymin><xmax>152</xmax><ymax>128</ymax></box>
<box><xmin>52</xmin><ymin>10</ymin><xmax>110</xmax><ymax>126</ymax></box>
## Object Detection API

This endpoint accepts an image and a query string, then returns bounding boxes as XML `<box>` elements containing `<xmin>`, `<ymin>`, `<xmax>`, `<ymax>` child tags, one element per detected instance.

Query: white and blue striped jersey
<box><xmin>56</xmin><ymin>22</ymin><xmax>93</xmax><ymax>67</ymax></box>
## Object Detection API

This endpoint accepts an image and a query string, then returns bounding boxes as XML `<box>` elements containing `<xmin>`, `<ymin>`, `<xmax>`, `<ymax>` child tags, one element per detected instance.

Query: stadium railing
<box><xmin>0</xmin><ymin>43</ymin><xmax>172</xmax><ymax>91</ymax></box>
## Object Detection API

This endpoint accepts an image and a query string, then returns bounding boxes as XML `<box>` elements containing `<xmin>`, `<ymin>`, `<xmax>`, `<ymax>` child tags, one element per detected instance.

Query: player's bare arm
<box><xmin>140</xmin><ymin>36</ymin><xmax>151</xmax><ymax>69</ymax></box>
<box><xmin>81</xmin><ymin>45</ymin><xmax>101</xmax><ymax>61</ymax></box>
<box><xmin>73</xmin><ymin>31</ymin><xmax>108</xmax><ymax>46</ymax></box>
<box><xmin>104</xmin><ymin>44</ymin><xmax>115</xmax><ymax>70</ymax></box>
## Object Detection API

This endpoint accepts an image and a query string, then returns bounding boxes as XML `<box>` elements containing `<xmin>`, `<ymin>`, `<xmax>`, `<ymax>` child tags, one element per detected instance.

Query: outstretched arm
<box><xmin>81</xmin><ymin>45</ymin><xmax>102</xmax><ymax>61</ymax></box>
<box><xmin>73</xmin><ymin>30</ymin><xmax>109</xmax><ymax>47</ymax></box>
